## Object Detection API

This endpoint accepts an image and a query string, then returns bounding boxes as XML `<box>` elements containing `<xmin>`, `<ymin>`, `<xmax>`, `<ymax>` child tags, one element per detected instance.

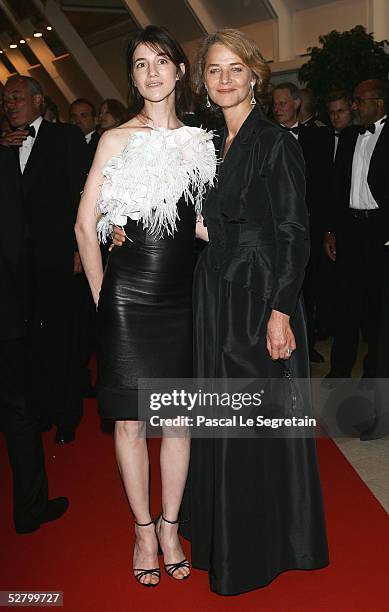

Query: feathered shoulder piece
<box><xmin>96</xmin><ymin>125</ymin><xmax>217</xmax><ymax>242</ymax></box>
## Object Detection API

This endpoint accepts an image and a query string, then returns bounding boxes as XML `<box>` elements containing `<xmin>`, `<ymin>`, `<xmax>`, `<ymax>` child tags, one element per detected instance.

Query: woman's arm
<box><xmin>265</xmin><ymin>131</ymin><xmax>310</xmax><ymax>359</ymax></box>
<box><xmin>266</xmin><ymin>131</ymin><xmax>310</xmax><ymax>317</ymax></box>
<box><xmin>75</xmin><ymin>131</ymin><xmax>120</xmax><ymax>304</ymax></box>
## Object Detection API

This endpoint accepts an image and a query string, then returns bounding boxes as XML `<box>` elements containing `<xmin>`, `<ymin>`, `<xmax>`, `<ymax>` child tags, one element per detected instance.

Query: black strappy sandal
<box><xmin>133</xmin><ymin>519</ymin><xmax>161</xmax><ymax>587</ymax></box>
<box><xmin>156</xmin><ymin>514</ymin><xmax>190</xmax><ymax>581</ymax></box>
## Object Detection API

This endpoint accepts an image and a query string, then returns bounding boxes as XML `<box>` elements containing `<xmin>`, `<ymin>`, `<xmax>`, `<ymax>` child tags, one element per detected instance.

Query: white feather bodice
<box><xmin>96</xmin><ymin>125</ymin><xmax>217</xmax><ymax>242</ymax></box>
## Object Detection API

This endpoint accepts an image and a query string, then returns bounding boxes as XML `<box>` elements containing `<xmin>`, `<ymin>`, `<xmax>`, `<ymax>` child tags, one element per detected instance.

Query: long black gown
<box><xmin>181</xmin><ymin>107</ymin><xmax>329</xmax><ymax>595</ymax></box>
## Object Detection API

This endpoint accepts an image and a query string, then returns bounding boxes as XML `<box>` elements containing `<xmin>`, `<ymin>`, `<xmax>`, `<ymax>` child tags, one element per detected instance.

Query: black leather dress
<box><xmin>97</xmin><ymin>200</ymin><xmax>195</xmax><ymax>420</ymax></box>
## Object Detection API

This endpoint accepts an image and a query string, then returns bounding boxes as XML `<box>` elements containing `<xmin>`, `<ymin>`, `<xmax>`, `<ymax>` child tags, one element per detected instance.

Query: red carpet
<box><xmin>1</xmin><ymin>399</ymin><xmax>389</xmax><ymax>612</ymax></box>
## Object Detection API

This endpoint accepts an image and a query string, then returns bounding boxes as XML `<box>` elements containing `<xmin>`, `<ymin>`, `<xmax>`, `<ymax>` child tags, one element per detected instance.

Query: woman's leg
<box><xmin>114</xmin><ymin>420</ymin><xmax>159</xmax><ymax>585</ymax></box>
<box><xmin>158</xmin><ymin>428</ymin><xmax>191</xmax><ymax>578</ymax></box>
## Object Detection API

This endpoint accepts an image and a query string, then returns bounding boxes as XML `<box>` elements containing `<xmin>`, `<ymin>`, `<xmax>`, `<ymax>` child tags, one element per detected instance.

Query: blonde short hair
<box><xmin>192</xmin><ymin>28</ymin><xmax>271</xmax><ymax>113</ymax></box>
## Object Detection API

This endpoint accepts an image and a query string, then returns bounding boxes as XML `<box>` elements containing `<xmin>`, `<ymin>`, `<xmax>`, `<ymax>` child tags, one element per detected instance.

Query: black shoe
<box><xmin>309</xmin><ymin>348</ymin><xmax>325</xmax><ymax>363</ymax></box>
<box><xmin>55</xmin><ymin>428</ymin><xmax>75</xmax><ymax>444</ymax></box>
<box><xmin>360</xmin><ymin>428</ymin><xmax>387</xmax><ymax>441</ymax></box>
<box><xmin>155</xmin><ymin>514</ymin><xmax>190</xmax><ymax>581</ymax></box>
<box><xmin>16</xmin><ymin>497</ymin><xmax>69</xmax><ymax>534</ymax></box>
<box><xmin>133</xmin><ymin>519</ymin><xmax>161</xmax><ymax>587</ymax></box>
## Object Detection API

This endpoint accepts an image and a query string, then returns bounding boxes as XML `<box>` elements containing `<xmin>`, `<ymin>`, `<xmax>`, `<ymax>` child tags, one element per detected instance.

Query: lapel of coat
<box><xmin>335</xmin><ymin>126</ymin><xmax>359</xmax><ymax>199</ymax></box>
<box><xmin>22</xmin><ymin>119</ymin><xmax>51</xmax><ymax>192</ymax></box>
<box><xmin>218</xmin><ymin>106</ymin><xmax>262</xmax><ymax>185</ymax></box>
<box><xmin>368</xmin><ymin>118</ymin><xmax>389</xmax><ymax>184</ymax></box>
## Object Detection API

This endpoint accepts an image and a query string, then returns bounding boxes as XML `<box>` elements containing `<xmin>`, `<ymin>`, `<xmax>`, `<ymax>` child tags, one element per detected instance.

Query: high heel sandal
<box><xmin>133</xmin><ymin>519</ymin><xmax>161</xmax><ymax>587</ymax></box>
<box><xmin>156</xmin><ymin>514</ymin><xmax>190</xmax><ymax>580</ymax></box>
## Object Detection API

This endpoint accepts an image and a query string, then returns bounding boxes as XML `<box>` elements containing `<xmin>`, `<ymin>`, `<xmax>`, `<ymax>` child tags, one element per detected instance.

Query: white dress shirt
<box><xmin>85</xmin><ymin>130</ymin><xmax>96</xmax><ymax>144</ymax></box>
<box><xmin>350</xmin><ymin>115</ymin><xmax>387</xmax><ymax>210</ymax></box>
<box><xmin>281</xmin><ymin>122</ymin><xmax>299</xmax><ymax>140</ymax></box>
<box><xmin>333</xmin><ymin>131</ymin><xmax>341</xmax><ymax>161</ymax></box>
<box><xmin>19</xmin><ymin>115</ymin><xmax>43</xmax><ymax>174</ymax></box>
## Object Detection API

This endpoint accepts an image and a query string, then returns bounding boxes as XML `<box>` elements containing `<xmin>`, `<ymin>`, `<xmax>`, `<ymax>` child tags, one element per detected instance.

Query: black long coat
<box><xmin>2</xmin><ymin>119</ymin><xmax>89</xmax><ymax>426</ymax></box>
<box><xmin>182</xmin><ymin>107</ymin><xmax>328</xmax><ymax>596</ymax></box>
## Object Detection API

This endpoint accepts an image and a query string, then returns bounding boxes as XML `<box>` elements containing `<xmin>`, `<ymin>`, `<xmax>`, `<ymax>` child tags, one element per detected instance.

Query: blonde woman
<box><xmin>180</xmin><ymin>29</ymin><xmax>329</xmax><ymax>595</ymax></box>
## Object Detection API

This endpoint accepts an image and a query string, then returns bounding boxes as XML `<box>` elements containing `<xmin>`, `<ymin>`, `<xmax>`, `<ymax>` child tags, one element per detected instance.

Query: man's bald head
<box><xmin>3</xmin><ymin>76</ymin><xmax>44</xmax><ymax>128</ymax></box>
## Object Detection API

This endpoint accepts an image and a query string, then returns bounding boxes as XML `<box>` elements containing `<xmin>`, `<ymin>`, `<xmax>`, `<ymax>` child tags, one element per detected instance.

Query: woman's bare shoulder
<box><xmin>97</xmin><ymin>119</ymin><xmax>150</xmax><ymax>158</ymax></box>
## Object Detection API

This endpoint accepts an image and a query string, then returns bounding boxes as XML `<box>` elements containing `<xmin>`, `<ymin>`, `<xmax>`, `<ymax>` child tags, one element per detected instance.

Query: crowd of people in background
<box><xmin>0</xmin><ymin>57</ymin><xmax>388</xmax><ymax>537</ymax></box>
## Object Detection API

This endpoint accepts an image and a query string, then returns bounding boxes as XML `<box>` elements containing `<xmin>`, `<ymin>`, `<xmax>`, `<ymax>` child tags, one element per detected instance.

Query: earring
<box><xmin>250</xmin><ymin>83</ymin><xmax>256</xmax><ymax>106</ymax></box>
<box><xmin>205</xmin><ymin>86</ymin><xmax>211</xmax><ymax>108</ymax></box>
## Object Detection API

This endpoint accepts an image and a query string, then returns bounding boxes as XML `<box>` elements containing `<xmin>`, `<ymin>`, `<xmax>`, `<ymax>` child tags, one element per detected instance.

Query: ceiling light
<box><xmin>10</xmin><ymin>43</ymin><xmax>17</xmax><ymax>49</ymax></box>
<box><xmin>0</xmin><ymin>50</ymin><xmax>3</xmax><ymax>54</ymax></box>
<box><xmin>20</xmin><ymin>39</ymin><xmax>26</xmax><ymax>44</ymax></box>
<box><xmin>46</xmin><ymin>26</ymin><xmax>52</xmax><ymax>31</ymax></box>
<box><xmin>33</xmin><ymin>32</ymin><xmax>43</xmax><ymax>38</ymax></box>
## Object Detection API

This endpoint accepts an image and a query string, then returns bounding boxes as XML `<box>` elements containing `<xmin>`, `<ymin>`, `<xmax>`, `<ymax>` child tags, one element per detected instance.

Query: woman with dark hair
<box><xmin>75</xmin><ymin>25</ymin><xmax>216</xmax><ymax>587</ymax></box>
<box><xmin>98</xmin><ymin>98</ymin><xmax>129</xmax><ymax>131</ymax></box>
<box><xmin>180</xmin><ymin>28</ymin><xmax>329</xmax><ymax>595</ymax></box>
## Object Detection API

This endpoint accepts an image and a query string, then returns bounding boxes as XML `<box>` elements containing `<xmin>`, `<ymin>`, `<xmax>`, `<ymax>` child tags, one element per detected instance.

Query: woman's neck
<box><xmin>141</xmin><ymin>96</ymin><xmax>181</xmax><ymax>129</ymax></box>
<box><xmin>223</xmin><ymin>102</ymin><xmax>254</xmax><ymax>139</ymax></box>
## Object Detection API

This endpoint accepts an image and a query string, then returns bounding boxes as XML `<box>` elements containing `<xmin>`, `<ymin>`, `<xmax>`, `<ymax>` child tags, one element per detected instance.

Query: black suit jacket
<box><xmin>0</xmin><ymin>145</ymin><xmax>31</xmax><ymax>338</ymax></box>
<box><xmin>329</xmin><ymin>120</ymin><xmax>389</xmax><ymax>239</ymax></box>
<box><xmin>205</xmin><ymin>107</ymin><xmax>310</xmax><ymax>316</ymax></box>
<box><xmin>14</xmin><ymin>120</ymin><xmax>89</xmax><ymax>272</ymax></box>
<box><xmin>297</xmin><ymin>125</ymin><xmax>333</xmax><ymax>236</ymax></box>
<box><xmin>88</xmin><ymin>130</ymin><xmax>100</xmax><ymax>165</ymax></box>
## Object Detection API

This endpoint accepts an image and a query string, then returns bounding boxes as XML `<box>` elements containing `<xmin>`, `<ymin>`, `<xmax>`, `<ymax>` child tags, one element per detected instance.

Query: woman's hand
<box><xmin>195</xmin><ymin>216</ymin><xmax>209</xmax><ymax>242</ymax></box>
<box><xmin>324</xmin><ymin>232</ymin><xmax>336</xmax><ymax>261</ymax></box>
<box><xmin>266</xmin><ymin>309</ymin><xmax>296</xmax><ymax>360</ymax></box>
<box><xmin>73</xmin><ymin>252</ymin><xmax>83</xmax><ymax>275</ymax></box>
<box><xmin>109</xmin><ymin>225</ymin><xmax>126</xmax><ymax>250</ymax></box>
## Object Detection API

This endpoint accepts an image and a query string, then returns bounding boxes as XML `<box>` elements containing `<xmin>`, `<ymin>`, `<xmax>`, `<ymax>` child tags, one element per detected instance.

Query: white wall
<box><xmin>294</xmin><ymin>0</ymin><xmax>368</xmax><ymax>55</ymax></box>
<box><xmin>182</xmin><ymin>20</ymin><xmax>275</xmax><ymax>63</ymax></box>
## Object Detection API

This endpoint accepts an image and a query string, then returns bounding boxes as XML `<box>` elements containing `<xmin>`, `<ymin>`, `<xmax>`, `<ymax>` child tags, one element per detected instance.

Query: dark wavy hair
<box><xmin>126</xmin><ymin>25</ymin><xmax>191</xmax><ymax>120</ymax></box>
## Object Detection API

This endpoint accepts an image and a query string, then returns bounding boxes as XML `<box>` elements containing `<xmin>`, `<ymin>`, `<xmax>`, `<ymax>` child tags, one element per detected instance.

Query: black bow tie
<box><xmin>26</xmin><ymin>125</ymin><xmax>36</xmax><ymax>138</ymax></box>
<box><xmin>359</xmin><ymin>123</ymin><xmax>375</xmax><ymax>135</ymax></box>
<box><xmin>283</xmin><ymin>125</ymin><xmax>300</xmax><ymax>135</ymax></box>
<box><xmin>13</xmin><ymin>124</ymin><xmax>36</xmax><ymax>137</ymax></box>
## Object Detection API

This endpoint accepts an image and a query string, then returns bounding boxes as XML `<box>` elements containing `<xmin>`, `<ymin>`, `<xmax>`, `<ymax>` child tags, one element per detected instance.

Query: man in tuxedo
<box><xmin>1</xmin><ymin>75</ymin><xmax>89</xmax><ymax>443</ymax></box>
<box><xmin>272</xmin><ymin>82</ymin><xmax>333</xmax><ymax>363</ymax></box>
<box><xmin>312</xmin><ymin>91</ymin><xmax>355</xmax><ymax>340</ymax></box>
<box><xmin>69</xmin><ymin>98</ymin><xmax>100</xmax><ymax>162</ymax></box>
<box><xmin>0</xmin><ymin>143</ymin><xmax>69</xmax><ymax>533</ymax></box>
<box><xmin>326</xmin><ymin>90</ymin><xmax>354</xmax><ymax>160</ymax></box>
<box><xmin>324</xmin><ymin>79</ymin><xmax>389</xmax><ymax>384</ymax></box>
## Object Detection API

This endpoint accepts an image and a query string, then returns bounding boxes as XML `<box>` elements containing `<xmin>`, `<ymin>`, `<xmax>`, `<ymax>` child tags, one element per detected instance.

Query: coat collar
<box><xmin>22</xmin><ymin>119</ymin><xmax>51</xmax><ymax>186</ymax></box>
<box><xmin>220</xmin><ymin>105</ymin><xmax>266</xmax><ymax>149</ymax></box>
<box><xmin>216</xmin><ymin>106</ymin><xmax>268</xmax><ymax>183</ymax></box>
